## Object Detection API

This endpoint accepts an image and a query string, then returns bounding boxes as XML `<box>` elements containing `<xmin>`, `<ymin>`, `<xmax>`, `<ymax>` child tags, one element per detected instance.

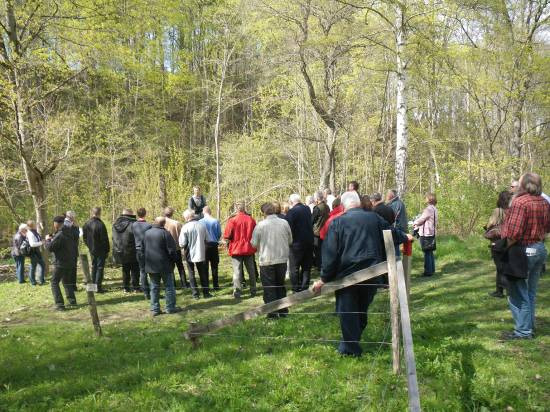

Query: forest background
<box><xmin>1</xmin><ymin>0</ymin><xmax>549</xmax><ymax>242</ymax></box>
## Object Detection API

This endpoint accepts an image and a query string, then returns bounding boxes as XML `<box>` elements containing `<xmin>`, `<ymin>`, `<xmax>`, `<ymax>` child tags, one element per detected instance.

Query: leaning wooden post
<box><xmin>396</xmin><ymin>259</ymin><xmax>421</xmax><ymax>412</ymax></box>
<box><xmin>383</xmin><ymin>230</ymin><xmax>400</xmax><ymax>375</ymax></box>
<box><xmin>79</xmin><ymin>254</ymin><xmax>102</xmax><ymax>337</ymax></box>
<box><xmin>184</xmin><ymin>262</ymin><xmax>390</xmax><ymax>342</ymax></box>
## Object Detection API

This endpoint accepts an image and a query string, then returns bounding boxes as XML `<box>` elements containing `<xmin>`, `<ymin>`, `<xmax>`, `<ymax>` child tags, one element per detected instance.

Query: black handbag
<box><xmin>420</xmin><ymin>236</ymin><xmax>436</xmax><ymax>252</ymax></box>
<box><xmin>419</xmin><ymin>206</ymin><xmax>436</xmax><ymax>251</ymax></box>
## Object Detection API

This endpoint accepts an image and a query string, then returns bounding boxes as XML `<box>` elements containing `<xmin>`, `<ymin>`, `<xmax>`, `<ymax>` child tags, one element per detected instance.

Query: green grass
<box><xmin>0</xmin><ymin>236</ymin><xmax>548</xmax><ymax>411</ymax></box>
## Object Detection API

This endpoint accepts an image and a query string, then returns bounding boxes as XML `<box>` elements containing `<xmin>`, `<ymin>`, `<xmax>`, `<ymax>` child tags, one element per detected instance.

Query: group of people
<box><xmin>484</xmin><ymin>174</ymin><xmax>550</xmax><ymax>340</ymax></box>
<box><xmin>16</xmin><ymin>175</ymin><xmax>548</xmax><ymax>354</ymax></box>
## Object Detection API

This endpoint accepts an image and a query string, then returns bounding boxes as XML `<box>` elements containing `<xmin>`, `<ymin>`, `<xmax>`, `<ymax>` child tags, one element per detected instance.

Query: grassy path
<box><xmin>0</xmin><ymin>236</ymin><xmax>548</xmax><ymax>411</ymax></box>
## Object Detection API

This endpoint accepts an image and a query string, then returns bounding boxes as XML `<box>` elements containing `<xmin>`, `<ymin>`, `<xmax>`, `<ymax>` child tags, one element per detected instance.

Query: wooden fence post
<box><xmin>79</xmin><ymin>254</ymin><xmax>102</xmax><ymax>337</ymax></box>
<box><xmin>383</xmin><ymin>230</ymin><xmax>400</xmax><ymax>375</ymax></box>
<box><xmin>397</xmin><ymin>259</ymin><xmax>421</xmax><ymax>412</ymax></box>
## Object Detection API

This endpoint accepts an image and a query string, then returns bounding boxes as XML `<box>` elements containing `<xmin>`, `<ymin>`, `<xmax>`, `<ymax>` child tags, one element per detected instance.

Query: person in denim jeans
<box><xmin>500</xmin><ymin>173</ymin><xmax>550</xmax><ymax>340</ymax></box>
<box><xmin>11</xmin><ymin>224</ymin><xmax>29</xmax><ymax>283</ymax></box>
<box><xmin>143</xmin><ymin>217</ymin><xmax>182</xmax><ymax>316</ymax></box>
<box><xmin>26</xmin><ymin>221</ymin><xmax>46</xmax><ymax>285</ymax></box>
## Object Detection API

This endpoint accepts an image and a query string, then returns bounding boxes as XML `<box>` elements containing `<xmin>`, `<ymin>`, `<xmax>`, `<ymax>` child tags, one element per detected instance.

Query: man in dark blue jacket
<box><xmin>313</xmin><ymin>191</ymin><xmax>411</xmax><ymax>356</ymax></box>
<box><xmin>286</xmin><ymin>193</ymin><xmax>314</xmax><ymax>292</ymax></box>
<box><xmin>143</xmin><ymin>217</ymin><xmax>182</xmax><ymax>316</ymax></box>
<box><xmin>133</xmin><ymin>208</ymin><xmax>152</xmax><ymax>300</ymax></box>
<box><xmin>45</xmin><ymin>216</ymin><xmax>78</xmax><ymax>310</ymax></box>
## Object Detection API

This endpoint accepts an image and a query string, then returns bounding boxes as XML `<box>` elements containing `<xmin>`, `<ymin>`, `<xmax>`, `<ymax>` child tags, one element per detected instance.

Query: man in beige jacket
<box><xmin>163</xmin><ymin>207</ymin><xmax>190</xmax><ymax>289</ymax></box>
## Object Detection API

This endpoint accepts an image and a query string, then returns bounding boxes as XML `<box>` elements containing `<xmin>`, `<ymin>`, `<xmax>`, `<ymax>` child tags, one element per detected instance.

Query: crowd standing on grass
<box><xmin>10</xmin><ymin>175</ymin><xmax>550</xmax><ymax>350</ymax></box>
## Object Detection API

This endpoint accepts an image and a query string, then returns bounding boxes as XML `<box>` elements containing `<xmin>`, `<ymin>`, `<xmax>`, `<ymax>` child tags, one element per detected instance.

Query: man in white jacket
<box><xmin>179</xmin><ymin>209</ymin><xmax>211</xmax><ymax>299</ymax></box>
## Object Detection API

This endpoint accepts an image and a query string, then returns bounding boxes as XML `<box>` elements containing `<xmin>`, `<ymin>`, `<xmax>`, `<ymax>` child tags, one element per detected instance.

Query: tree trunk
<box><xmin>319</xmin><ymin>126</ymin><xmax>336</xmax><ymax>190</ymax></box>
<box><xmin>394</xmin><ymin>5</ymin><xmax>408</xmax><ymax>198</ymax></box>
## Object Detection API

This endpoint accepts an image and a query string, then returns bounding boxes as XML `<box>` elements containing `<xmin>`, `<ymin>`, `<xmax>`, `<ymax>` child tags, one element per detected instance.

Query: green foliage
<box><xmin>0</xmin><ymin>236</ymin><xmax>548</xmax><ymax>410</ymax></box>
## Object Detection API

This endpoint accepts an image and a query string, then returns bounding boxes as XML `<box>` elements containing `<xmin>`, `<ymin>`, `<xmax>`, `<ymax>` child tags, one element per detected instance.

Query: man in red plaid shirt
<box><xmin>500</xmin><ymin>173</ymin><xmax>550</xmax><ymax>340</ymax></box>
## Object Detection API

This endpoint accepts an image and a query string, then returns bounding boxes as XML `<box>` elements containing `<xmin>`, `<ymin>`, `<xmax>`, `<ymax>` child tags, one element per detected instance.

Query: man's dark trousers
<box><xmin>260</xmin><ymin>263</ymin><xmax>288</xmax><ymax>317</ymax></box>
<box><xmin>187</xmin><ymin>261</ymin><xmax>210</xmax><ymax>297</ymax></box>
<box><xmin>205</xmin><ymin>243</ymin><xmax>220</xmax><ymax>289</ymax></box>
<box><xmin>51</xmin><ymin>266</ymin><xmax>77</xmax><ymax>308</ymax></box>
<box><xmin>288</xmin><ymin>243</ymin><xmax>313</xmax><ymax>292</ymax></box>
<box><xmin>137</xmin><ymin>252</ymin><xmax>150</xmax><ymax>298</ymax></box>
<box><xmin>174</xmin><ymin>250</ymin><xmax>189</xmax><ymax>288</ymax></box>
<box><xmin>91</xmin><ymin>254</ymin><xmax>106</xmax><ymax>292</ymax></box>
<box><xmin>336</xmin><ymin>282</ymin><xmax>378</xmax><ymax>356</ymax></box>
<box><xmin>313</xmin><ymin>236</ymin><xmax>323</xmax><ymax>270</ymax></box>
<box><xmin>122</xmin><ymin>262</ymin><xmax>140</xmax><ymax>292</ymax></box>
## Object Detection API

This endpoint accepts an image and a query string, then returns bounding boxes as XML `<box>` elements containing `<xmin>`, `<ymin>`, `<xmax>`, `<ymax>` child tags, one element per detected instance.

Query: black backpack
<box><xmin>19</xmin><ymin>238</ymin><xmax>32</xmax><ymax>256</ymax></box>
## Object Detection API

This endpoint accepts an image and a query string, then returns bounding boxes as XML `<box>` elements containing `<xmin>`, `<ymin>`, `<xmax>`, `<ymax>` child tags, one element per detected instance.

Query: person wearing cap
<box><xmin>112</xmin><ymin>208</ymin><xmax>140</xmax><ymax>293</ymax></box>
<box><xmin>45</xmin><ymin>216</ymin><xmax>78</xmax><ymax>310</ymax></box>
<box><xmin>11</xmin><ymin>224</ymin><xmax>29</xmax><ymax>284</ymax></box>
<box><xmin>313</xmin><ymin>191</ymin><xmax>411</xmax><ymax>356</ymax></box>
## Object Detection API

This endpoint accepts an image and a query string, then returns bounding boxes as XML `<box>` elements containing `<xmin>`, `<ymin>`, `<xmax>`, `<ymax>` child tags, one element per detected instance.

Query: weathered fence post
<box><xmin>383</xmin><ymin>230</ymin><xmax>400</xmax><ymax>375</ymax></box>
<box><xmin>397</xmin><ymin>259</ymin><xmax>421</xmax><ymax>412</ymax></box>
<box><xmin>79</xmin><ymin>254</ymin><xmax>102</xmax><ymax>337</ymax></box>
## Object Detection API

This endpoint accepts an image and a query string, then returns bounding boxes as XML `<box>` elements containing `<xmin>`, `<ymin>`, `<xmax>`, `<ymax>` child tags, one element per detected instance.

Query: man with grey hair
<box><xmin>500</xmin><ymin>172</ymin><xmax>550</xmax><ymax>340</ymax></box>
<box><xmin>286</xmin><ymin>193</ymin><xmax>314</xmax><ymax>292</ymax></box>
<box><xmin>510</xmin><ymin>180</ymin><xmax>520</xmax><ymax>195</ymax></box>
<box><xmin>386</xmin><ymin>189</ymin><xmax>408</xmax><ymax>233</ymax></box>
<box><xmin>11</xmin><ymin>224</ymin><xmax>29</xmax><ymax>284</ymax></box>
<box><xmin>313</xmin><ymin>191</ymin><xmax>411</xmax><ymax>356</ymax></box>
<box><xmin>180</xmin><ymin>209</ymin><xmax>211</xmax><ymax>299</ymax></box>
<box><xmin>312</xmin><ymin>190</ymin><xmax>330</xmax><ymax>270</ymax></box>
<box><xmin>64</xmin><ymin>211</ymin><xmax>81</xmax><ymax>291</ymax></box>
